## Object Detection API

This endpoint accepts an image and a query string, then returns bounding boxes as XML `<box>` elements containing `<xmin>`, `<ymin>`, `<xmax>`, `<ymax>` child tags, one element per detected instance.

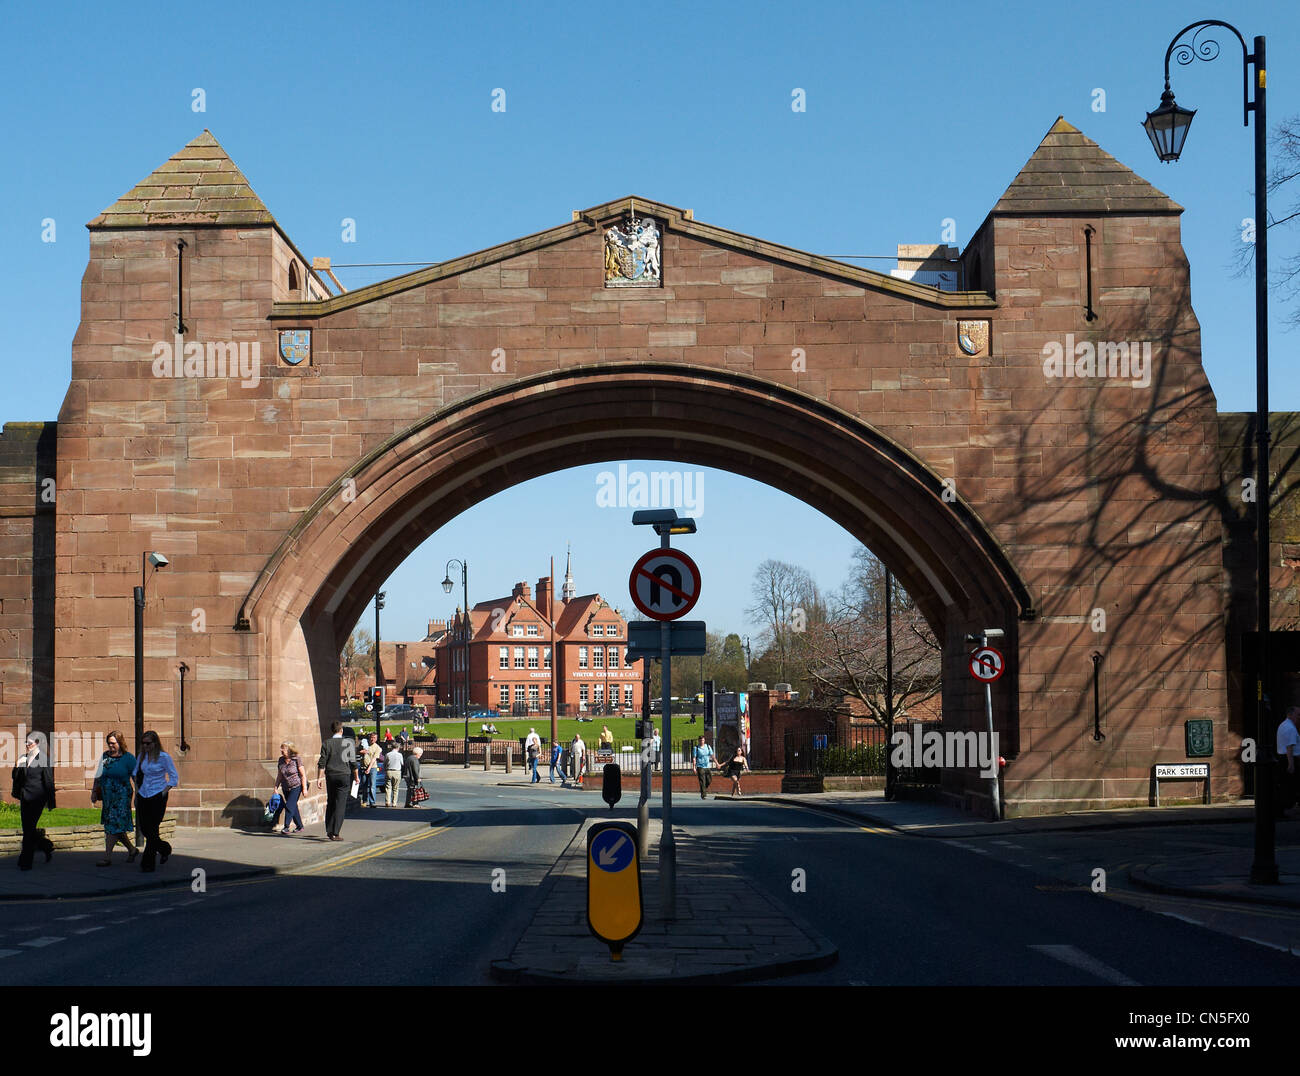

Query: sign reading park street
<box><xmin>586</xmin><ymin>821</ymin><xmax>642</xmax><ymax>960</ymax></box>
<box><xmin>628</xmin><ymin>548</ymin><xmax>701</xmax><ymax>621</ymax></box>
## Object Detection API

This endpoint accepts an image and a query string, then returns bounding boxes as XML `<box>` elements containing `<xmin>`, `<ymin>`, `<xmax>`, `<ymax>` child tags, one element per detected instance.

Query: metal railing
<box><xmin>784</xmin><ymin>725</ymin><xmax>888</xmax><ymax>776</ymax></box>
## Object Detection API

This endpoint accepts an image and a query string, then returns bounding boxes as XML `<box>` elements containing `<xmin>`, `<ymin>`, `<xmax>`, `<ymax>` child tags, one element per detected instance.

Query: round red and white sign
<box><xmin>969</xmin><ymin>646</ymin><xmax>1004</xmax><ymax>683</ymax></box>
<box><xmin>628</xmin><ymin>548</ymin><xmax>701</xmax><ymax>621</ymax></box>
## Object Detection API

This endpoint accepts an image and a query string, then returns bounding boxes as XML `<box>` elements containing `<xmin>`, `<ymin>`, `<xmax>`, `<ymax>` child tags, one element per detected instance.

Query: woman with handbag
<box><xmin>133</xmin><ymin>731</ymin><xmax>179</xmax><ymax>872</ymax></box>
<box><xmin>403</xmin><ymin>746</ymin><xmax>425</xmax><ymax>807</ymax></box>
<box><xmin>92</xmin><ymin>730</ymin><xmax>138</xmax><ymax>866</ymax></box>
<box><xmin>271</xmin><ymin>741</ymin><xmax>306</xmax><ymax>834</ymax></box>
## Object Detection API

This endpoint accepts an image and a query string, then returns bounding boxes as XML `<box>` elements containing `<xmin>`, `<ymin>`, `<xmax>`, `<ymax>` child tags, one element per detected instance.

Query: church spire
<box><xmin>562</xmin><ymin>543</ymin><xmax>576</xmax><ymax>601</ymax></box>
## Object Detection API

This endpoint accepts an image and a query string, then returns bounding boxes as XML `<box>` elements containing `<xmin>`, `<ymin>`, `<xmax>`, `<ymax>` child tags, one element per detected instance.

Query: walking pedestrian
<box><xmin>652</xmin><ymin>727</ymin><xmax>661</xmax><ymax>768</ymax></box>
<box><xmin>272</xmin><ymin>742</ymin><xmax>307</xmax><ymax>834</ymax></box>
<box><xmin>599</xmin><ymin>725</ymin><xmax>614</xmax><ymax>749</ymax></box>
<box><xmin>92</xmin><ymin>731</ymin><xmax>139</xmax><ymax>865</ymax></box>
<box><xmin>403</xmin><ymin>746</ymin><xmax>423</xmax><ymax>807</ymax></box>
<box><xmin>1277</xmin><ymin>706</ymin><xmax>1300</xmax><ymax>817</ymax></box>
<box><xmin>12</xmin><ymin>733</ymin><xmax>55</xmax><ymax>871</ymax></box>
<box><xmin>571</xmin><ymin>732</ymin><xmax>586</xmax><ymax>785</ymax></box>
<box><xmin>692</xmin><ymin>736</ymin><xmax>716</xmax><ymax>799</ymax></box>
<box><xmin>361</xmin><ymin>733</ymin><xmax>381</xmax><ymax>808</ymax></box>
<box><xmin>315</xmin><ymin>721</ymin><xmax>357</xmax><ymax>841</ymax></box>
<box><xmin>725</xmin><ymin>742</ymin><xmax>748</xmax><ymax>797</ymax></box>
<box><xmin>133</xmin><ymin>731</ymin><xmax>180</xmax><ymax>871</ymax></box>
<box><xmin>525</xmin><ymin>728</ymin><xmax>541</xmax><ymax>783</ymax></box>
<box><xmin>549</xmin><ymin>739</ymin><xmax>563</xmax><ymax>784</ymax></box>
<box><xmin>384</xmin><ymin>742</ymin><xmax>403</xmax><ymax>806</ymax></box>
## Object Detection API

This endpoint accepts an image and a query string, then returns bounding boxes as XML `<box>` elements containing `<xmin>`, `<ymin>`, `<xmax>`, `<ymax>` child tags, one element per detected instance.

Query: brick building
<box><xmin>434</xmin><ymin>557</ymin><xmax>643</xmax><ymax>717</ymax></box>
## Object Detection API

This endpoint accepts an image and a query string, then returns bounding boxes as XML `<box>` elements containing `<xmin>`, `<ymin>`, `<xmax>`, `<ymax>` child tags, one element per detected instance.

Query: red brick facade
<box><xmin>2</xmin><ymin>119</ymin><xmax>1293</xmax><ymax>823</ymax></box>
<box><xmin>435</xmin><ymin>576</ymin><xmax>642</xmax><ymax>717</ymax></box>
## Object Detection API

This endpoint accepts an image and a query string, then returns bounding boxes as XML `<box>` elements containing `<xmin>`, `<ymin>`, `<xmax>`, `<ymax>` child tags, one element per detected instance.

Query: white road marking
<box><xmin>21</xmin><ymin>937</ymin><xmax>65</xmax><ymax>948</ymax></box>
<box><xmin>0</xmin><ymin>950</ymin><xmax>20</xmax><ymax>958</ymax></box>
<box><xmin>55</xmin><ymin>915</ymin><xmax>90</xmax><ymax>921</ymax></box>
<box><xmin>72</xmin><ymin>926</ymin><xmax>104</xmax><ymax>935</ymax></box>
<box><xmin>143</xmin><ymin>908</ymin><xmax>172</xmax><ymax>915</ymax></box>
<box><xmin>1029</xmin><ymin>944</ymin><xmax>1139</xmax><ymax>985</ymax></box>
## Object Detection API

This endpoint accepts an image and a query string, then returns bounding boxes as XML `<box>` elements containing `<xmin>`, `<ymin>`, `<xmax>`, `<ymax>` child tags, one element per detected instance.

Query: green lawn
<box><xmin>421</xmin><ymin>715</ymin><xmax>705</xmax><ymax>745</ymax></box>
<box><xmin>0</xmin><ymin>803</ymin><xmax>102</xmax><ymax>828</ymax></box>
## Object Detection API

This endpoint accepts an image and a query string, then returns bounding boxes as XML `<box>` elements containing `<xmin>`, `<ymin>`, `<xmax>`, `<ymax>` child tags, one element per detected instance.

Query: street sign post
<box><xmin>586</xmin><ymin>821</ymin><xmax>642</xmax><ymax>960</ymax></box>
<box><xmin>628</xmin><ymin>549</ymin><xmax>701</xmax><ymax>621</ymax></box>
<box><xmin>967</xmin><ymin>633</ymin><xmax>1005</xmax><ymax>820</ymax></box>
<box><xmin>627</xmin><ymin>620</ymin><xmax>707</xmax><ymax>660</ymax></box>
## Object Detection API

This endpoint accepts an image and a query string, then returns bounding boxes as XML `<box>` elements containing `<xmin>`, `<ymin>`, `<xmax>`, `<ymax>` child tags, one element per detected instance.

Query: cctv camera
<box><xmin>148</xmin><ymin>552</ymin><xmax>169</xmax><ymax>569</ymax></box>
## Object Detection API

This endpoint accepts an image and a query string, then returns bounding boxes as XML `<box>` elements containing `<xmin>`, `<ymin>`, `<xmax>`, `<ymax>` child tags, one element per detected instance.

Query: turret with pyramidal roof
<box><xmin>88</xmin><ymin>130</ymin><xmax>277</xmax><ymax>228</ymax></box>
<box><xmin>989</xmin><ymin>116</ymin><xmax>1183</xmax><ymax>217</ymax></box>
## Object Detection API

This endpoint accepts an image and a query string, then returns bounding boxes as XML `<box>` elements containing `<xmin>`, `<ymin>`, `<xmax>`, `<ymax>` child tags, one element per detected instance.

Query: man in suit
<box><xmin>315</xmin><ymin>721</ymin><xmax>357</xmax><ymax>841</ymax></box>
<box><xmin>12</xmin><ymin>733</ymin><xmax>56</xmax><ymax>870</ymax></box>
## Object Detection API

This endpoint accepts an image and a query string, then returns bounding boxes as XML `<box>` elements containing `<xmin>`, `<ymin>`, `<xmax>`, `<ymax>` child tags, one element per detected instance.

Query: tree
<box><xmin>1232</xmin><ymin>115</ymin><xmax>1300</xmax><ymax>324</ymax></box>
<box><xmin>745</xmin><ymin>559</ymin><xmax>819</xmax><ymax>685</ymax></box>
<box><xmin>340</xmin><ymin>628</ymin><xmax>374</xmax><ymax>701</ymax></box>
<box><xmin>796</xmin><ymin>548</ymin><xmax>941</xmax><ymax>726</ymax></box>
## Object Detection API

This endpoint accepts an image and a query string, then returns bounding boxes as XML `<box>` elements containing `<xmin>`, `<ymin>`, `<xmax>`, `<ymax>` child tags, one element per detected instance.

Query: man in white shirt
<box><xmin>524</xmin><ymin>728</ymin><xmax>542</xmax><ymax>783</ymax></box>
<box><xmin>1277</xmin><ymin>707</ymin><xmax>1300</xmax><ymax>817</ymax></box>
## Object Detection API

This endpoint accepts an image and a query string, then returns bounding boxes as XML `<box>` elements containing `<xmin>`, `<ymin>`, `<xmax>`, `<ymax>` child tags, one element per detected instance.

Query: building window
<box><xmin>512</xmin><ymin>625</ymin><xmax>524</xmax><ymax>637</ymax></box>
<box><xmin>594</xmin><ymin>684</ymin><xmax>604</xmax><ymax>705</ymax></box>
<box><xmin>624</xmin><ymin>685</ymin><xmax>634</xmax><ymax>707</ymax></box>
<box><xmin>608</xmin><ymin>646</ymin><xmax>619</xmax><ymax>669</ymax></box>
<box><xmin>593</xmin><ymin>646</ymin><xmax>604</xmax><ymax>669</ymax></box>
<box><xmin>579</xmin><ymin>685</ymin><xmax>589</xmax><ymax>705</ymax></box>
<box><xmin>579</xmin><ymin>646</ymin><xmax>588</xmax><ymax>669</ymax></box>
<box><xmin>528</xmin><ymin>685</ymin><xmax>539</xmax><ymax>709</ymax></box>
<box><xmin>543</xmin><ymin>646</ymin><xmax>552</xmax><ymax>669</ymax></box>
<box><xmin>526</xmin><ymin>623</ymin><xmax>539</xmax><ymax>637</ymax></box>
<box><xmin>515</xmin><ymin>685</ymin><xmax>526</xmax><ymax>710</ymax></box>
<box><xmin>499</xmin><ymin>685</ymin><xmax>509</xmax><ymax>708</ymax></box>
<box><xmin>514</xmin><ymin>647</ymin><xmax>525</xmax><ymax>669</ymax></box>
<box><xmin>528</xmin><ymin>646</ymin><xmax>539</xmax><ymax>669</ymax></box>
<box><xmin>499</xmin><ymin>647</ymin><xmax>508</xmax><ymax>670</ymax></box>
<box><xmin>544</xmin><ymin>684</ymin><xmax>552</xmax><ymax>710</ymax></box>
<box><xmin>607</xmin><ymin>624</ymin><xmax>620</xmax><ymax>639</ymax></box>
<box><xmin>592</xmin><ymin>624</ymin><xmax>604</xmax><ymax>637</ymax></box>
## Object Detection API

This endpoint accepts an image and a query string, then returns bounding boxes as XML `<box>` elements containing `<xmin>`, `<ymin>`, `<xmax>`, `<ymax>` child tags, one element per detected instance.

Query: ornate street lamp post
<box><xmin>1144</xmin><ymin>20</ymin><xmax>1277</xmax><ymax>883</ymax></box>
<box><xmin>442</xmin><ymin>560</ymin><xmax>470</xmax><ymax>768</ymax></box>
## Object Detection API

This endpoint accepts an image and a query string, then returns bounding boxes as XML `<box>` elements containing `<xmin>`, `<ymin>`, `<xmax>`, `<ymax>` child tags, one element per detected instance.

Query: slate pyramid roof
<box><xmin>990</xmin><ymin>117</ymin><xmax>1182</xmax><ymax>215</ymax></box>
<box><xmin>88</xmin><ymin>130</ymin><xmax>277</xmax><ymax>228</ymax></box>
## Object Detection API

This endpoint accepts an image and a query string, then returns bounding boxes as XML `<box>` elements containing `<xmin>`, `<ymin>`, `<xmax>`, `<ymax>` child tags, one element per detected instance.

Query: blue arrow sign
<box><xmin>590</xmin><ymin>828</ymin><xmax>635</xmax><ymax>873</ymax></box>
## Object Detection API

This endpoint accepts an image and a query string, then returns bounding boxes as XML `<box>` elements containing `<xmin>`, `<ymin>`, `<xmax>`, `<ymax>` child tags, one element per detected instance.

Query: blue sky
<box><xmin>2</xmin><ymin>0</ymin><xmax>1297</xmax><ymax>642</ymax></box>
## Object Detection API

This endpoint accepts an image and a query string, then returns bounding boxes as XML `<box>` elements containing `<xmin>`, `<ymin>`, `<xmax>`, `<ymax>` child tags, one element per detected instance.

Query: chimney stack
<box><xmin>537</xmin><ymin>577</ymin><xmax>552</xmax><ymax>620</ymax></box>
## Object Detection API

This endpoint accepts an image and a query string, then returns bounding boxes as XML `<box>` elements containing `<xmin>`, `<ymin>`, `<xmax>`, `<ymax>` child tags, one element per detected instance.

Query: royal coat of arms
<box><xmin>604</xmin><ymin>213</ymin><xmax>661</xmax><ymax>288</ymax></box>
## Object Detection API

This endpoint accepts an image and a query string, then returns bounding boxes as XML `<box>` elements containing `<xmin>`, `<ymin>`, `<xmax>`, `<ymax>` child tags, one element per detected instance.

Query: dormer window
<box><xmin>288</xmin><ymin>262</ymin><xmax>301</xmax><ymax>298</ymax></box>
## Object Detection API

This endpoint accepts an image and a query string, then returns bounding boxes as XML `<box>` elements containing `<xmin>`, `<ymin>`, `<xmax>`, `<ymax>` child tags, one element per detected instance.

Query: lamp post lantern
<box><xmin>1144</xmin><ymin>19</ymin><xmax>1277</xmax><ymax>884</ymax></box>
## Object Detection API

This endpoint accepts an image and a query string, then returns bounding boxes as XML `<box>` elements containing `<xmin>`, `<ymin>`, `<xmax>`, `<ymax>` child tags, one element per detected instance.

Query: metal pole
<box><xmin>133</xmin><ymin>585</ymin><xmax>145</xmax><ymax>755</ymax></box>
<box><xmin>1249</xmin><ymin>34</ymin><xmax>1277</xmax><ymax>884</ymax></box>
<box><xmin>982</xmin><ymin>630</ymin><xmax>1001</xmax><ymax>821</ymax></box>
<box><xmin>374</xmin><ymin>594</ymin><xmax>382</xmax><ymax>740</ymax></box>
<box><xmin>659</xmin><ymin>527</ymin><xmax>676</xmax><ymax>920</ymax></box>
<box><xmin>462</xmin><ymin>561</ymin><xmax>470</xmax><ymax>769</ymax></box>
<box><xmin>884</xmin><ymin>566</ymin><xmax>895</xmax><ymax>799</ymax></box>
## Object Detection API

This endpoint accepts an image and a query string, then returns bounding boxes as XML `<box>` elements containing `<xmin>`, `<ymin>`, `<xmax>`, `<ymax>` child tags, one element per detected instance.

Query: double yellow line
<box><xmin>295</xmin><ymin>821</ymin><xmax>454</xmax><ymax>875</ymax></box>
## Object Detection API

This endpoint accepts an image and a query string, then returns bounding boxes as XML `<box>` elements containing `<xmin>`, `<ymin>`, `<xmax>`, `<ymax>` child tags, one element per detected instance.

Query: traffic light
<box><xmin>364</xmin><ymin>687</ymin><xmax>373</xmax><ymax>706</ymax></box>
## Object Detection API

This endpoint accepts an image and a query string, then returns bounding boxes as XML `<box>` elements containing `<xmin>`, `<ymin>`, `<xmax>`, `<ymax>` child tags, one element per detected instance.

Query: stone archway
<box><xmin>245</xmin><ymin>363</ymin><xmax>1029</xmax><ymax>810</ymax></box>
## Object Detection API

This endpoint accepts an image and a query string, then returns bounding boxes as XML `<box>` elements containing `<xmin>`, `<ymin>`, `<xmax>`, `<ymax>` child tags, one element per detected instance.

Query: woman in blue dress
<box><xmin>91</xmin><ymin>730</ymin><xmax>138</xmax><ymax>866</ymax></box>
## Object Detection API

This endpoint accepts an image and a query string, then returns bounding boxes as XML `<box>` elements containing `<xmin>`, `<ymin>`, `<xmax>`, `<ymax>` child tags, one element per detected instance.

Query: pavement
<box><xmin>489</xmin><ymin>812</ymin><xmax>837</xmax><ymax>984</ymax></box>
<box><xmin>0</xmin><ymin>800</ymin><xmax>449</xmax><ymax>900</ymax></box>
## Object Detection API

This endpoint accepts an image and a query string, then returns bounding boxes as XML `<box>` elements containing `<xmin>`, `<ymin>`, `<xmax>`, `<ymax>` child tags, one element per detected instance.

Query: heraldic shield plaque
<box><xmin>278</xmin><ymin>329</ymin><xmax>311</xmax><ymax>366</ymax></box>
<box><xmin>604</xmin><ymin>211</ymin><xmax>661</xmax><ymax>288</ymax></box>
